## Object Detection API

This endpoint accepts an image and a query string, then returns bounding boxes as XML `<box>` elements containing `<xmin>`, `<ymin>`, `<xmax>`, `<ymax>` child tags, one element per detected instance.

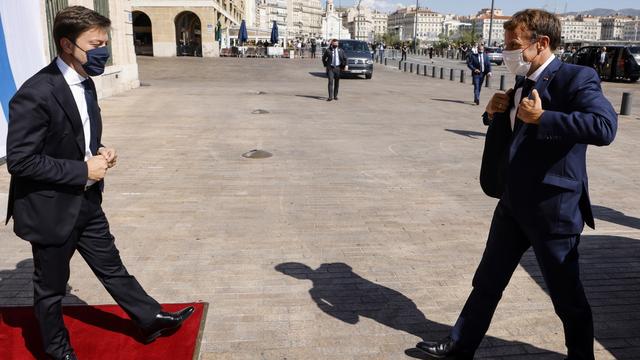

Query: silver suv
<box><xmin>485</xmin><ymin>47</ymin><xmax>503</xmax><ymax>66</ymax></box>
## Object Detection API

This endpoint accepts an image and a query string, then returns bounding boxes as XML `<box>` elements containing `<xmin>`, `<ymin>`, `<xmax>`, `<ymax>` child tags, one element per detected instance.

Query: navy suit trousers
<box><xmin>472</xmin><ymin>74</ymin><xmax>485</xmax><ymax>102</ymax></box>
<box><xmin>451</xmin><ymin>201</ymin><xmax>594</xmax><ymax>360</ymax></box>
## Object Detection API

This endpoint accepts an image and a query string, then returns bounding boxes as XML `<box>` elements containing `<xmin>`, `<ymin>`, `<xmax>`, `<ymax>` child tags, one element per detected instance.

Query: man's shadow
<box><xmin>592</xmin><ymin>205</ymin><xmax>640</xmax><ymax>230</ymax></box>
<box><xmin>0</xmin><ymin>259</ymin><xmax>145</xmax><ymax>359</ymax></box>
<box><xmin>519</xmin><ymin>234</ymin><xmax>640</xmax><ymax>360</ymax></box>
<box><xmin>276</xmin><ymin>262</ymin><xmax>564</xmax><ymax>358</ymax></box>
<box><xmin>309</xmin><ymin>72</ymin><xmax>328</xmax><ymax>78</ymax></box>
<box><xmin>444</xmin><ymin>129</ymin><xmax>486</xmax><ymax>139</ymax></box>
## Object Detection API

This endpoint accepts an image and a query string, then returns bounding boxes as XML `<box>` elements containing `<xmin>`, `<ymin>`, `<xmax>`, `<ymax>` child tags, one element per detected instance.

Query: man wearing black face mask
<box><xmin>6</xmin><ymin>6</ymin><xmax>194</xmax><ymax>360</ymax></box>
<box><xmin>322</xmin><ymin>39</ymin><xmax>347</xmax><ymax>101</ymax></box>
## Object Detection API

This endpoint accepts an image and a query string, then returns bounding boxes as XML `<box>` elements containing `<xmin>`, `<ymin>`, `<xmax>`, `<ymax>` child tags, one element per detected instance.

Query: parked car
<box><xmin>572</xmin><ymin>45</ymin><xmax>640</xmax><ymax>82</ymax></box>
<box><xmin>560</xmin><ymin>51</ymin><xmax>575</xmax><ymax>63</ymax></box>
<box><xmin>338</xmin><ymin>39</ymin><xmax>374</xmax><ymax>79</ymax></box>
<box><xmin>485</xmin><ymin>47</ymin><xmax>503</xmax><ymax>66</ymax></box>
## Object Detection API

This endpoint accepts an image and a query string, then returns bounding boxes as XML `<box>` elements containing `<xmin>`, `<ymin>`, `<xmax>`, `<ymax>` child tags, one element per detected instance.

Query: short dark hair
<box><xmin>504</xmin><ymin>9</ymin><xmax>561</xmax><ymax>50</ymax></box>
<box><xmin>53</xmin><ymin>6</ymin><xmax>111</xmax><ymax>54</ymax></box>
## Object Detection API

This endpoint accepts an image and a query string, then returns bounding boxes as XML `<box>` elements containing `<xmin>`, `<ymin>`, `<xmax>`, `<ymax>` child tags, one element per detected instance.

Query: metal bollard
<box><xmin>450</xmin><ymin>68</ymin><xmax>454</xmax><ymax>81</ymax></box>
<box><xmin>410</xmin><ymin>63</ymin><xmax>413</xmax><ymax>73</ymax></box>
<box><xmin>404</xmin><ymin>62</ymin><xmax>407</xmax><ymax>72</ymax></box>
<box><xmin>399</xmin><ymin>60</ymin><xmax>402</xmax><ymax>70</ymax></box>
<box><xmin>424</xmin><ymin>65</ymin><xmax>428</xmax><ymax>76</ymax></box>
<box><xmin>440</xmin><ymin>67</ymin><xmax>444</xmax><ymax>79</ymax></box>
<box><xmin>460</xmin><ymin>69</ymin><xmax>465</xmax><ymax>83</ymax></box>
<box><xmin>621</xmin><ymin>92</ymin><xmax>633</xmax><ymax>116</ymax></box>
<box><xmin>485</xmin><ymin>75</ymin><xmax>491</xmax><ymax>88</ymax></box>
<box><xmin>500</xmin><ymin>75</ymin><xmax>506</xmax><ymax>91</ymax></box>
<box><xmin>384</xmin><ymin>58</ymin><xmax>387</xmax><ymax>66</ymax></box>
<box><xmin>432</xmin><ymin>66</ymin><xmax>436</xmax><ymax>78</ymax></box>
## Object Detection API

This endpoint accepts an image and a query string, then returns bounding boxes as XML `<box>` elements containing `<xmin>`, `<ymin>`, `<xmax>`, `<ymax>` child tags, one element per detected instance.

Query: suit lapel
<box><xmin>509</xmin><ymin>58</ymin><xmax>562</xmax><ymax>162</ymax></box>
<box><xmin>49</xmin><ymin>61</ymin><xmax>86</xmax><ymax>156</ymax></box>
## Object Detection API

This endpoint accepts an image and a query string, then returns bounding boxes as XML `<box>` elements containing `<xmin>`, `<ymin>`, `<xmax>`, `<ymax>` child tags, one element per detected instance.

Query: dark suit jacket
<box><xmin>322</xmin><ymin>47</ymin><xmax>347</xmax><ymax>68</ymax></box>
<box><xmin>480</xmin><ymin>58</ymin><xmax>617</xmax><ymax>235</ymax></box>
<box><xmin>467</xmin><ymin>52</ymin><xmax>492</xmax><ymax>75</ymax></box>
<box><xmin>5</xmin><ymin>60</ymin><xmax>103</xmax><ymax>245</ymax></box>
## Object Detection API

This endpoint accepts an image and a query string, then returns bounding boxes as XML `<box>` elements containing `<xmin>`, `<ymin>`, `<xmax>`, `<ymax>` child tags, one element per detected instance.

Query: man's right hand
<box><xmin>486</xmin><ymin>89</ymin><xmax>513</xmax><ymax>117</ymax></box>
<box><xmin>87</xmin><ymin>156</ymin><xmax>108</xmax><ymax>181</ymax></box>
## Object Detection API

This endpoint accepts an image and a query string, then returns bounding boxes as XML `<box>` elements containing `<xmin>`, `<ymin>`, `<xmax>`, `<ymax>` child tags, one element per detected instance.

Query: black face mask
<box><xmin>332</xmin><ymin>44</ymin><xmax>338</xmax><ymax>49</ymax></box>
<box><xmin>74</xmin><ymin>43</ymin><xmax>110</xmax><ymax>76</ymax></box>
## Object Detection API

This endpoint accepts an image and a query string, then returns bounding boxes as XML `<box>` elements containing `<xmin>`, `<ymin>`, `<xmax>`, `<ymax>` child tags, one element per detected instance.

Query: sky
<box><xmin>336</xmin><ymin>0</ymin><xmax>640</xmax><ymax>15</ymax></box>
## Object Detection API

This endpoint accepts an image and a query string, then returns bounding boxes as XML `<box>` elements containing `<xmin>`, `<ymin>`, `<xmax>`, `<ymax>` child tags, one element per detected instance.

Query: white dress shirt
<box><xmin>55</xmin><ymin>57</ymin><xmax>95</xmax><ymax>186</ymax></box>
<box><xmin>509</xmin><ymin>55</ymin><xmax>555</xmax><ymax>130</ymax></box>
<box><xmin>478</xmin><ymin>53</ymin><xmax>484</xmax><ymax>73</ymax></box>
<box><xmin>332</xmin><ymin>48</ymin><xmax>340</xmax><ymax>67</ymax></box>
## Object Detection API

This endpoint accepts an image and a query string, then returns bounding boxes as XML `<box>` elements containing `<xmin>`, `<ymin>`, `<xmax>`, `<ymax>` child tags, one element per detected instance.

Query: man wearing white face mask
<box><xmin>415</xmin><ymin>9</ymin><xmax>617</xmax><ymax>360</ymax></box>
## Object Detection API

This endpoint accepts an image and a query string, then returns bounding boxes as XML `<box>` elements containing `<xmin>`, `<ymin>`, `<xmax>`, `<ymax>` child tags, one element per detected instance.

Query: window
<box><xmin>45</xmin><ymin>0</ymin><xmax>68</xmax><ymax>60</ymax></box>
<box><xmin>93</xmin><ymin>0</ymin><xmax>113</xmax><ymax>66</ymax></box>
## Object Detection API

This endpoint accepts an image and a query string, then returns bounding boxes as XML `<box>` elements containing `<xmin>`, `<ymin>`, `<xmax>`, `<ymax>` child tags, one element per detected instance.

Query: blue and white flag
<box><xmin>0</xmin><ymin>1</ymin><xmax>47</xmax><ymax>159</ymax></box>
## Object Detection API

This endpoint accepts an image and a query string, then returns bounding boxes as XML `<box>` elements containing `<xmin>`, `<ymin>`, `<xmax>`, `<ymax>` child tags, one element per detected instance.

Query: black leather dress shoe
<box><xmin>141</xmin><ymin>306</ymin><xmax>195</xmax><ymax>344</ymax></box>
<box><xmin>416</xmin><ymin>337</ymin><xmax>473</xmax><ymax>359</ymax></box>
<box><xmin>327</xmin><ymin>98</ymin><xmax>333</xmax><ymax>101</ymax></box>
<box><xmin>334</xmin><ymin>97</ymin><xmax>339</xmax><ymax>100</ymax></box>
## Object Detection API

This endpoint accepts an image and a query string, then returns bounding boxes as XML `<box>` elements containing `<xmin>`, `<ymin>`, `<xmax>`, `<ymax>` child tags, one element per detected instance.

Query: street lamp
<box><xmin>488</xmin><ymin>0</ymin><xmax>495</xmax><ymax>46</ymax></box>
<box><xmin>413</xmin><ymin>0</ymin><xmax>418</xmax><ymax>51</ymax></box>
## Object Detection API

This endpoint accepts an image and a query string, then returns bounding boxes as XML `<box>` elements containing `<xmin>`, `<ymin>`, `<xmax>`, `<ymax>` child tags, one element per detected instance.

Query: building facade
<box><xmin>291</xmin><ymin>0</ymin><xmax>323</xmax><ymax>38</ymax></box>
<box><xmin>560</xmin><ymin>15</ymin><xmax>601</xmax><ymax>42</ymax></box>
<box><xmin>131</xmin><ymin>0</ymin><xmax>244</xmax><ymax>57</ymax></box>
<box><xmin>372</xmin><ymin>10</ymin><xmax>387</xmax><ymax>39</ymax></box>
<box><xmin>600</xmin><ymin>16</ymin><xmax>633</xmax><ymax>40</ymax></box>
<box><xmin>42</xmin><ymin>0</ymin><xmax>139</xmax><ymax>98</ymax></box>
<box><xmin>340</xmin><ymin>6</ymin><xmax>386</xmax><ymax>41</ymax></box>
<box><xmin>472</xmin><ymin>9</ymin><xmax>509</xmax><ymax>46</ymax></box>
<box><xmin>387</xmin><ymin>7</ymin><xmax>444</xmax><ymax>43</ymax></box>
<box><xmin>622</xmin><ymin>18</ymin><xmax>640</xmax><ymax>41</ymax></box>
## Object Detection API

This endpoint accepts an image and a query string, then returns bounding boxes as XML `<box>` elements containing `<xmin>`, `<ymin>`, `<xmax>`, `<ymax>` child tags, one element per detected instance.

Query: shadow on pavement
<box><xmin>431</xmin><ymin>98</ymin><xmax>476</xmax><ymax>106</ymax></box>
<box><xmin>592</xmin><ymin>205</ymin><xmax>640</xmax><ymax>230</ymax></box>
<box><xmin>276</xmin><ymin>262</ymin><xmax>565</xmax><ymax>359</ymax></box>
<box><xmin>445</xmin><ymin>129</ymin><xmax>486</xmax><ymax>139</ymax></box>
<box><xmin>308</xmin><ymin>72</ymin><xmax>327</xmax><ymax>78</ymax></box>
<box><xmin>519</xmin><ymin>234</ymin><xmax>640</xmax><ymax>359</ymax></box>
<box><xmin>295</xmin><ymin>94</ymin><xmax>327</xmax><ymax>100</ymax></box>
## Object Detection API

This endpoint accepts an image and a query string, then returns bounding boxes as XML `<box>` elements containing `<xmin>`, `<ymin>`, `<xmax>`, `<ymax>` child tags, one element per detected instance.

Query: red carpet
<box><xmin>0</xmin><ymin>302</ymin><xmax>207</xmax><ymax>360</ymax></box>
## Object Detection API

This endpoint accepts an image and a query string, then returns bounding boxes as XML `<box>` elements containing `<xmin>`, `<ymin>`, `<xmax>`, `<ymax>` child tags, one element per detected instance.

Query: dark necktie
<box><xmin>514</xmin><ymin>79</ymin><xmax>536</xmax><ymax>133</ymax></box>
<box><xmin>81</xmin><ymin>79</ymin><xmax>99</xmax><ymax>155</ymax></box>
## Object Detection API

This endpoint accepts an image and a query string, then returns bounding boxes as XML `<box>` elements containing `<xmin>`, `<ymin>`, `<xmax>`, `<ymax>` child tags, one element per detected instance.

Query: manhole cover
<box><xmin>252</xmin><ymin>109</ymin><xmax>269</xmax><ymax>114</ymax></box>
<box><xmin>242</xmin><ymin>149</ymin><xmax>273</xmax><ymax>159</ymax></box>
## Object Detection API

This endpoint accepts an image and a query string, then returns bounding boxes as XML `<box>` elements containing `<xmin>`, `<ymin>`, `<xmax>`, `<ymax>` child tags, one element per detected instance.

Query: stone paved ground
<box><xmin>1</xmin><ymin>57</ymin><xmax>640</xmax><ymax>359</ymax></box>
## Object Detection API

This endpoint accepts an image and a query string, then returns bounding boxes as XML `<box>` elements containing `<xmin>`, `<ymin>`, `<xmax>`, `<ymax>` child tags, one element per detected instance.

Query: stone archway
<box><xmin>175</xmin><ymin>11</ymin><xmax>202</xmax><ymax>57</ymax></box>
<box><xmin>132</xmin><ymin>11</ymin><xmax>153</xmax><ymax>56</ymax></box>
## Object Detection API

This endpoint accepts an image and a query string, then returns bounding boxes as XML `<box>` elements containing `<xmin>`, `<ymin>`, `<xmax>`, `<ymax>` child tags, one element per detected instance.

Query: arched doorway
<box><xmin>132</xmin><ymin>11</ymin><xmax>153</xmax><ymax>56</ymax></box>
<box><xmin>175</xmin><ymin>11</ymin><xmax>202</xmax><ymax>57</ymax></box>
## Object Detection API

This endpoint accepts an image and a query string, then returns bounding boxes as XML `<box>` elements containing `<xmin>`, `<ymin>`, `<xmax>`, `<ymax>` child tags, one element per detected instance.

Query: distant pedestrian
<box><xmin>311</xmin><ymin>40</ymin><xmax>317</xmax><ymax>58</ymax></box>
<box><xmin>467</xmin><ymin>44</ymin><xmax>492</xmax><ymax>105</ymax></box>
<box><xmin>401</xmin><ymin>44</ymin><xmax>407</xmax><ymax>61</ymax></box>
<box><xmin>596</xmin><ymin>47</ymin><xmax>608</xmax><ymax>78</ymax></box>
<box><xmin>378</xmin><ymin>43</ymin><xmax>385</xmax><ymax>60</ymax></box>
<box><xmin>322</xmin><ymin>39</ymin><xmax>347</xmax><ymax>101</ymax></box>
<box><xmin>428</xmin><ymin>47</ymin><xmax>434</xmax><ymax>60</ymax></box>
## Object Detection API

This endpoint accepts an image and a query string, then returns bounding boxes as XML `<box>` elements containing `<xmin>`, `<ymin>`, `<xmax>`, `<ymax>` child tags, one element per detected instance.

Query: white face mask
<box><xmin>503</xmin><ymin>43</ymin><xmax>536</xmax><ymax>76</ymax></box>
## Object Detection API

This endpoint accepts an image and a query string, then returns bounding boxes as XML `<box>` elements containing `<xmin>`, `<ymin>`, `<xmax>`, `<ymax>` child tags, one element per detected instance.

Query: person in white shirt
<box><xmin>321</xmin><ymin>39</ymin><xmax>347</xmax><ymax>101</ymax></box>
